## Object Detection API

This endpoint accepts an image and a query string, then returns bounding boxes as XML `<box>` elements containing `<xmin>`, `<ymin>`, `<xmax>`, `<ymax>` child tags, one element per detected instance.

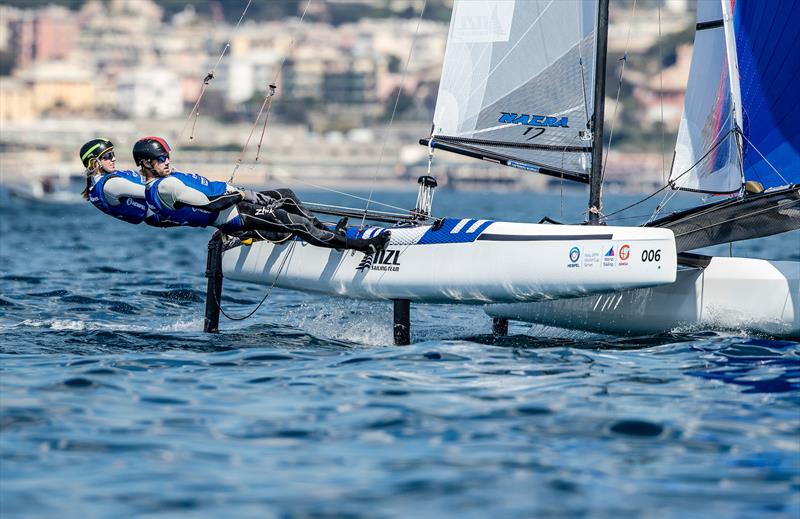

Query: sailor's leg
<box><xmin>238</xmin><ymin>202</ymin><xmax>389</xmax><ymax>252</ymax></box>
<box><xmin>273</xmin><ymin>211</ymin><xmax>390</xmax><ymax>252</ymax></box>
<box><xmin>259</xmin><ymin>188</ymin><xmax>319</xmax><ymax>223</ymax></box>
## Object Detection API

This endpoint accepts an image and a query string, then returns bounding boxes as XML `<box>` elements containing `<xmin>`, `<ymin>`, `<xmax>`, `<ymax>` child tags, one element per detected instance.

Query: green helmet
<box><xmin>79</xmin><ymin>138</ymin><xmax>114</xmax><ymax>168</ymax></box>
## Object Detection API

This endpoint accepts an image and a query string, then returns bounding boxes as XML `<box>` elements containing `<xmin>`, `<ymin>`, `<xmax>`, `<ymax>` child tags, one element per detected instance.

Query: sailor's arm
<box><xmin>103</xmin><ymin>176</ymin><xmax>146</xmax><ymax>206</ymax></box>
<box><xmin>156</xmin><ymin>175</ymin><xmax>243</xmax><ymax>211</ymax></box>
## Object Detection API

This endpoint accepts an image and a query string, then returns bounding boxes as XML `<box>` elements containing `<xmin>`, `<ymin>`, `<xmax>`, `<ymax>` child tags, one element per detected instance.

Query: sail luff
<box><xmin>720</xmin><ymin>0</ymin><xmax>745</xmax><ymax>191</ymax></box>
<box><xmin>720</xmin><ymin>0</ymin><xmax>744</xmax><ymax>135</ymax></box>
<box><xmin>588</xmin><ymin>0</ymin><xmax>608</xmax><ymax>224</ymax></box>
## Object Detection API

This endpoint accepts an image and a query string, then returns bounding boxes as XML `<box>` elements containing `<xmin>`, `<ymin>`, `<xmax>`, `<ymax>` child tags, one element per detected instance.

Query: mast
<box><xmin>720</xmin><ymin>0</ymin><xmax>745</xmax><ymax>189</ymax></box>
<box><xmin>588</xmin><ymin>0</ymin><xmax>609</xmax><ymax>225</ymax></box>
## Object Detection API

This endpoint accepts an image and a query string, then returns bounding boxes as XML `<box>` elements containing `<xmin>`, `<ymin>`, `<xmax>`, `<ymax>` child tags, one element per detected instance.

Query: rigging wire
<box><xmin>288</xmin><ymin>176</ymin><xmax>426</xmax><ymax>215</ymax></box>
<box><xmin>361</xmin><ymin>0</ymin><xmax>428</xmax><ymax>228</ymax></box>
<box><xmin>657</xmin><ymin>3</ymin><xmax>667</xmax><ymax>186</ymax></box>
<box><xmin>602</xmin><ymin>128</ymin><xmax>737</xmax><ymax>222</ymax></box>
<box><xmin>217</xmin><ymin>241</ymin><xmax>296</xmax><ymax>321</ymax></box>
<box><xmin>229</xmin><ymin>0</ymin><xmax>314</xmax><ymax>185</ymax></box>
<box><xmin>739</xmin><ymin>131</ymin><xmax>790</xmax><ymax>185</ymax></box>
<box><xmin>176</xmin><ymin>0</ymin><xmax>255</xmax><ymax>150</ymax></box>
<box><xmin>600</xmin><ymin>0</ymin><xmax>638</xmax><ymax>187</ymax></box>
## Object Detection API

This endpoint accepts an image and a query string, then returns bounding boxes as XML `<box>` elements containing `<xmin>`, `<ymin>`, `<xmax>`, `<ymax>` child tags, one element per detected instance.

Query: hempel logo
<box><xmin>567</xmin><ymin>246</ymin><xmax>581</xmax><ymax>268</ymax></box>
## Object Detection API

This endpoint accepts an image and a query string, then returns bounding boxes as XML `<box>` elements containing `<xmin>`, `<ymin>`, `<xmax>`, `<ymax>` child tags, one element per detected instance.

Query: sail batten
<box><xmin>427</xmin><ymin>0</ymin><xmax>598</xmax><ymax>178</ymax></box>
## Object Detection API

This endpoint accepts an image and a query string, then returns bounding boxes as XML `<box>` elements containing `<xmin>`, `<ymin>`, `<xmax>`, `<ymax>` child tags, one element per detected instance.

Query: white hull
<box><xmin>222</xmin><ymin>219</ymin><xmax>677</xmax><ymax>304</ymax></box>
<box><xmin>487</xmin><ymin>257</ymin><xmax>800</xmax><ymax>338</ymax></box>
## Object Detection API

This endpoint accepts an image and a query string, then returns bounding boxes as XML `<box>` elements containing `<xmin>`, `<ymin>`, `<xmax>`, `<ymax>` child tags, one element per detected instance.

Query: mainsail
<box><xmin>422</xmin><ymin>0</ymin><xmax>598</xmax><ymax>182</ymax></box>
<box><xmin>670</xmin><ymin>0</ymin><xmax>800</xmax><ymax>193</ymax></box>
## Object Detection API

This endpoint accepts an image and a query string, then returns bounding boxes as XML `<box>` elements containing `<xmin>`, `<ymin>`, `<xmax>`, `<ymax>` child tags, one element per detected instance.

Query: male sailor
<box><xmin>136</xmin><ymin>136</ymin><xmax>390</xmax><ymax>253</ymax></box>
<box><xmin>79</xmin><ymin>138</ymin><xmax>169</xmax><ymax>226</ymax></box>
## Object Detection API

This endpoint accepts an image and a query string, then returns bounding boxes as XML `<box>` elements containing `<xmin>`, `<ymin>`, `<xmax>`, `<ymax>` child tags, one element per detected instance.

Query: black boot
<box><xmin>366</xmin><ymin>232</ymin><xmax>391</xmax><ymax>254</ymax></box>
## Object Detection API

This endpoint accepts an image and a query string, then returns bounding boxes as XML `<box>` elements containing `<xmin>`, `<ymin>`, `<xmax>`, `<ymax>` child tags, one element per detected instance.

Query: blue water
<box><xmin>1</xmin><ymin>188</ymin><xmax>798</xmax><ymax>518</ymax></box>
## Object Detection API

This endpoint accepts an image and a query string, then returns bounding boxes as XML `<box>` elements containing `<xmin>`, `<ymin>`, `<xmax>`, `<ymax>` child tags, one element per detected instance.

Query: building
<box><xmin>14</xmin><ymin>61</ymin><xmax>95</xmax><ymax>116</ymax></box>
<box><xmin>0</xmin><ymin>78</ymin><xmax>35</xmax><ymax>121</ymax></box>
<box><xmin>116</xmin><ymin>69</ymin><xmax>182</xmax><ymax>119</ymax></box>
<box><xmin>8</xmin><ymin>6</ymin><xmax>77</xmax><ymax>69</ymax></box>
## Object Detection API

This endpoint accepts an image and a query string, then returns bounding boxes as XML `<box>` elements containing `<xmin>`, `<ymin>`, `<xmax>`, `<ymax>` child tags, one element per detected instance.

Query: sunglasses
<box><xmin>100</xmin><ymin>151</ymin><xmax>115</xmax><ymax>161</ymax></box>
<box><xmin>155</xmin><ymin>155</ymin><xmax>170</xmax><ymax>163</ymax></box>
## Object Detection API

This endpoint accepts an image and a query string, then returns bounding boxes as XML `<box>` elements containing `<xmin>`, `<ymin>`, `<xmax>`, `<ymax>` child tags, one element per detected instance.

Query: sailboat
<box><xmin>487</xmin><ymin>0</ymin><xmax>800</xmax><ymax>337</ymax></box>
<box><xmin>216</xmin><ymin>0</ymin><xmax>678</xmax><ymax>342</ymax></box>
<box><xmin>216</xmin><ymin>0</ymin><xmax>798</xmax><ymax>340</ymax></box>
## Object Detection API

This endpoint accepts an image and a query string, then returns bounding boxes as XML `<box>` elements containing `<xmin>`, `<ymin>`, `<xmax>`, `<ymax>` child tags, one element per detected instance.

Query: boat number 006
<box><xmin>641</xmin><ymin>249</ymin><xmax>661</xmax><ymax>262</ymax></box>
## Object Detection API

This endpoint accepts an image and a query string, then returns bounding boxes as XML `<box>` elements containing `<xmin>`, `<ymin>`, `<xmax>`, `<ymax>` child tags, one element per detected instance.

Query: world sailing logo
<box><xmin>499</xmin><ymin>112</ymin><xmax>569</xmax><ymax>128</ymax></box>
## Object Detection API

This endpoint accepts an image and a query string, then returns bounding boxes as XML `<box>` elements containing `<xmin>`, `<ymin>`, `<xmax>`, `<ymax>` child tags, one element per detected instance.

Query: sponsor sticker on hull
<box><xmin>618</xmin><ymin>244</ymin><xmax>631</xmax><ymax>266</ymax></box>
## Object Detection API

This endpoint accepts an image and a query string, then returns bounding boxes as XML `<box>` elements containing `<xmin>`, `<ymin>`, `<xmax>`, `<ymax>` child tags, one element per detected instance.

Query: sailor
<box><xmin>79</xmin><ymin>138</ymin><xmax>168</xmax><ymax>226</ymax></box>
<box><xmin>135</xmin><ymin>136</ymin><xmax>390</xmax><ymax>253</ymax></box>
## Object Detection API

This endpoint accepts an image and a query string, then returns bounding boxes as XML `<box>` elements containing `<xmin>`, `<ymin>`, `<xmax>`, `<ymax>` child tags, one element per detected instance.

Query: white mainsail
<box><xmin>431</xmin><ymin>0</ymin><xmax>598</xmax><ymax>177</ymax></box>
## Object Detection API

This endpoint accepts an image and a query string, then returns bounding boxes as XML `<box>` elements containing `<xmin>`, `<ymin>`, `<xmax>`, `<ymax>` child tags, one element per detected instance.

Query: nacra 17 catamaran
<box><xmin>486</xmin><ymin>0</ymin><xmax>800</xmax><ymax>337</ymax></box>
<box><xmin>207</xmin><ymin>0</ymin><xmax>798</xmax><ymax>341</ymax></box>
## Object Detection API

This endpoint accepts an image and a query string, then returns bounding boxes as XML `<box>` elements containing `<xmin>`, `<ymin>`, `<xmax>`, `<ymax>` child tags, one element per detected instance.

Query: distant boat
<box><xmin>8</xmin><ymin>174</ymin><xmax>84</xmax><ymax>204</ymax></box>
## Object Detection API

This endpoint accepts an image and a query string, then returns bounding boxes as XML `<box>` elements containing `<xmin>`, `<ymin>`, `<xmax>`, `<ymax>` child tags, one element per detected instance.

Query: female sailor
<box><xmin>79</xmin><ymin>138</ymin><xmax>168</xmax><ymax>227</ymax></box>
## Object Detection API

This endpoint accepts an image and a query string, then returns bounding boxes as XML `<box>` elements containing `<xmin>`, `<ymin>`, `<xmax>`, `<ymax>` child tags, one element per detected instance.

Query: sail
<box><xmin>427</xmin><ymin>0</ymin><xmax>598</xmax><ymax>180</ymax></box>
<box><xmin>670</xmin><ymin>0</ymin><xmax>800</xmax><ymax>193</ymax></box>
<box><xmin>733</xmin><ymin>0</ymin><xmax>800</xmax><ymax>190</ymax></box>
<box><xmin>669</xmin><ymin>1</ymin><xmax>741</xmax><ymax>193</ymax></box>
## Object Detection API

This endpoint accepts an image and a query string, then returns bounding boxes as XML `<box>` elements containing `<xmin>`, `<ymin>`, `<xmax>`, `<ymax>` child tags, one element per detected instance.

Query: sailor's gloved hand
<box><xmin>239</xmin><ymin>189</ymin><xmax>260</xmax><ymax>204</ymax></box>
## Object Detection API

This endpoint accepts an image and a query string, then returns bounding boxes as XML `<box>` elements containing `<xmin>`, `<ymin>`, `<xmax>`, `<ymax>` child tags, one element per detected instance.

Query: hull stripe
<box><xmin>477</xmin><ymin>233</ymin><xmax>614</xmax><ymax>242</ymax></box>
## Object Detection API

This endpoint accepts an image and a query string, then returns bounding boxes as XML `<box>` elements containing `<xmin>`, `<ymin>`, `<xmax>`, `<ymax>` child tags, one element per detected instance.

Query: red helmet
<box><xmin>132</xmin><ymin>136</ymin><xmax>171</xmax><ymax>166</ymax></box>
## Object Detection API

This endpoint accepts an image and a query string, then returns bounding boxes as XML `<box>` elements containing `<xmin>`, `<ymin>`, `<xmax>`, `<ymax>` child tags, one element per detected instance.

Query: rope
<box><xmin>287</xmin><ymin>177</ymin><xmax>425</xmax><ymax>215</ymax></box>
<box><xmin>217</xmin><ymin>241</ymin><xmax>296</xmax><ymax>321</ymax></box>
<box><xmin>739</xmin><ymin>131</ymin><xmax>790</xmax><ymax>185</ymax></box>
<box><xmin>176</xmin><ymin>0</ymin><xmax>255</xmax><ymax>149</ymax></box>
<box><xmin>601</xmin><ymin>128</ymin><xmax>737</xmax><ymax>222</ymax></box>
<box><xmin>657</xmin><ymin>4</ymin><xmax>667</xmax><ymax>185</ymax></box>
<box><xmin>229</xmin><ymin>0</ymin><xmax>314</xmax><ymax>185</ymax></box>
<box><xmin>600</xmin><ymin>0</ymin><xmax>638</xmax><ymax>185</ymax></box>
<box><xmin>361</xmin><ymin>0</ymin><xmax>428</xmax><ymax>227</ymax></box>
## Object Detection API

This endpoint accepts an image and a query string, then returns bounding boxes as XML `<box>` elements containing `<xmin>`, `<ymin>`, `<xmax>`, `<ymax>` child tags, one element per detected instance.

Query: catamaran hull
<box><xmin>486</xmin><ymin>257</ymin><xmax>800</xmax><ymax>338</ymax></box>
<box><xmin>222</xmin><ymin>219</ymin><xmax>676</xmax><ymax>304</ymax></box>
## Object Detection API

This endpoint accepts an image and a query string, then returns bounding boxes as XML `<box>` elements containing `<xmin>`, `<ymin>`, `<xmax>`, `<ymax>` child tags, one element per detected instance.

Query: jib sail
<box><xmin>670</xmin><ymin>0</ymin><xmax>800</xmax><ymax>194</ymax></box>
<box><xmin>424</xmin><ymin>0</ymin><xmax>598</xmax><ymax>182</ymax></box>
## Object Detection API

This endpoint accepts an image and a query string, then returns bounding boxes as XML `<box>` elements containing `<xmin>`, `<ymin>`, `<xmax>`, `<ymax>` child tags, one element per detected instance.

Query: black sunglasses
<box><xmin>100</xmin><ymin>151</ymin><xmax>115</xmax><ymax>161</ymax></box>
<box><xmin>155</xmin><ymin>155</ymin><xmax>169</xmax><ymax>163</ymax></box>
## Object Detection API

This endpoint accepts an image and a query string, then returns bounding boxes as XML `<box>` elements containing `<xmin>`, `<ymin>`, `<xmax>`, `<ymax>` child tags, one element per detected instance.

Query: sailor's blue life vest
<box><xmin>145</xmin><ymin>171</ymin><xmax>241</xmax><ymax>231</ymax></box>
<box><xmin>88</xmin><ymin>170</ymin><xmax>151</xmax><ymax>225</ymax></box>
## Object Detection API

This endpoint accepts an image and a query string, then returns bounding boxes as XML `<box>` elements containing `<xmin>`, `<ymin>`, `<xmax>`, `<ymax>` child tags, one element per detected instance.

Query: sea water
<box><xmin>1</xmin><ymin>188</ymin><xmax>798</xmax><ymax>518</ymax></box>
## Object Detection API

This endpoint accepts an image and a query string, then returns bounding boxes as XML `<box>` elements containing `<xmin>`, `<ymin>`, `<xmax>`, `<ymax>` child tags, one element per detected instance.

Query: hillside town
<box><xmin>1</xmin><ymin>0</ymin><xmax>693</xmax><ymax>192</ymax></box>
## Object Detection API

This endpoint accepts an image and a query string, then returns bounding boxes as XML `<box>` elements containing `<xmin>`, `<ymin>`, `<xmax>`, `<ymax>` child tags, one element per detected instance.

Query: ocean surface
<box><xmin>1</xmin><ymin>187</ymin><xmax>798</xmax><ymax>518</ymax></box>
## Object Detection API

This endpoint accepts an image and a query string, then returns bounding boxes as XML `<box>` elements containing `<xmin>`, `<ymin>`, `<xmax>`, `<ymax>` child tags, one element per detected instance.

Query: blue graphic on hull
<box><xmin>343</xmin><ymin>218</ymin><xmax>493</xmax><ymax>245</ymax></box>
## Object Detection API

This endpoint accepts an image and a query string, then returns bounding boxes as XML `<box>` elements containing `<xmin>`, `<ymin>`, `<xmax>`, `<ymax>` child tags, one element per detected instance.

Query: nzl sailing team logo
<box><xmin>356</xmin><ymin>249</ymin><xmax>401</xmax><ymax>272</ymax></box>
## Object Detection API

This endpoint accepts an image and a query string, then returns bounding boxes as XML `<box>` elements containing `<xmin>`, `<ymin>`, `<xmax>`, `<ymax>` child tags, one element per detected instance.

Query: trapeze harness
<box><xmin>144</xmin><ymin>172</ymin><xmax>385</xmax><ymax>252</ymax></box>
<box><xmin>88</xmin><ymin>170</ymin><xmax>164</xmax><ymax>226</ymax></box>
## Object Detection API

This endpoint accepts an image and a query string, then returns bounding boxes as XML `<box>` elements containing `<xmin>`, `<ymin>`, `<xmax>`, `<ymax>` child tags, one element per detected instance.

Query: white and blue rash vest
<box><xmin>145</xmin><ymin>172</ymin><xmax>243</xmax><ymax>232</ymax></box>
<box><xmin>88</xmin><ymin>170</ymin><xmax>161</xmax><ymax>225</ymax></box>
